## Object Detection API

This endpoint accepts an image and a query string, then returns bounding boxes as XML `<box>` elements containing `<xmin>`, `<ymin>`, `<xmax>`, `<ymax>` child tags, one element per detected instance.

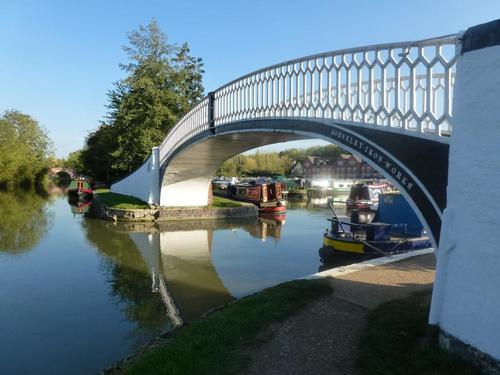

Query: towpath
<box><xmin>244</xmin><ymin>253</ymin><xmax>436</xmax><ymax>375</ymax></box>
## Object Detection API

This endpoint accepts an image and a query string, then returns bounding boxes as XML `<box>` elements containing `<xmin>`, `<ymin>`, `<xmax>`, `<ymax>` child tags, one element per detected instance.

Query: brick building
<box><xmin>291</xmin><ymin>154</ymin><xmax>382</xmax><ymax>179</ymax></box>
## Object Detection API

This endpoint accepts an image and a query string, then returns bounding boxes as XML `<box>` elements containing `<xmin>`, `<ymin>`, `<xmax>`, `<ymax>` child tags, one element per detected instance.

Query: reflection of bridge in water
<box><xmin>99</xmin><ymin>217</ymin><xmax>285</xmax><ymax>324</ymax></box>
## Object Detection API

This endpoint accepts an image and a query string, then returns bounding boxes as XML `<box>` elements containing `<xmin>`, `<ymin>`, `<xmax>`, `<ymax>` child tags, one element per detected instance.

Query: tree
<box><xmin>216</xmin><ymin>144</ymin><xmax>348</xmax><ymax>177</ymax></box>
<box><xmin>63</xmin><ymin>150</ymin><xmax>86</xmax><ymax>172</ymax></box>
<box><xmin>218</xmin><ymin>159</ymin><xmax>239</xmax><ymax>177</ymax></box>
<box><xmin>0</xmin><ymin>110</ymin><xmax>53</xmax><ymax>188</ymax></box>
<box><xmin>83</xmin><ymin>19</ymin><xmax>204</xmax><ymax>182</ymax></box>
<box><xmin>81</xmin><ymin>124</ymin><xmax>117</xmax><ymax>181</ymax></box>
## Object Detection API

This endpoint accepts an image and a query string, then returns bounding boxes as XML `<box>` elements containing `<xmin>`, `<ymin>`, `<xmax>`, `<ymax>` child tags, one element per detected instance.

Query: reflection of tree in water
<box><xmin>0</xmin><ymin>190</ymin><xmax>53</xmax><ymax>253</ymax></box>
<box><xmin>81</xmin><ymin>219</ymin><xmax>172</xmax><ymax>343</ymax></box>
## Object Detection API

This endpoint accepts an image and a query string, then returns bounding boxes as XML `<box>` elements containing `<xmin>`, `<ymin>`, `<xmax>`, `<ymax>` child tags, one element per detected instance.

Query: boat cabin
<box><xmin>321</xmin><ymin>191</ymin><xmax>430</xmax><ymax>257</ymax></box>
<box><xmin>68</xmin><ymin>177</ymin><xmax>92</xmax><ymax>192</ymax></box>
<box><xmin>346</xmin><ymin>181</ymin><xmax>391</xmax><ymax>211</ymax></box>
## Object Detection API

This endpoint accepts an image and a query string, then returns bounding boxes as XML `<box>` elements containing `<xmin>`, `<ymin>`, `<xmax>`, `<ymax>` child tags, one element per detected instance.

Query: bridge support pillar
<box><xmin>111</xmin><ymin>147</ymin><xmax>160</xmax><ymax>204</ymax></box>
<box><xmin>160</xmin><ymin>176</ymin><xmax>213</xmax><ymax>207</ymax></box>
<box><xmin>430</xmin><ymin>19</ymin><xmax>500</xmax><ymax>372</ymax></box>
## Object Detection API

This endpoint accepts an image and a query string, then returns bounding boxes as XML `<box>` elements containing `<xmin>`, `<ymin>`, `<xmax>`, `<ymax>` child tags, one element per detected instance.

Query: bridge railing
<box><xmin>159</xmin><ymin>98</ymin><xmax>210</xmax><ymax>162</ymax></box>
<box><xmin>213</xmin><ymin>35</ymin><xmax>458</xmax><ymax>135</ymax></box>
<box><xmin>160</xmin><ymin>35</ymin><xmax>458</xmax><ymax>163</ymax></box>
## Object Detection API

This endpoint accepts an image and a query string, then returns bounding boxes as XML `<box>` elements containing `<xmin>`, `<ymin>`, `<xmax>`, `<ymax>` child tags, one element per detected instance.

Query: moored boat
<box><xmin>331</xmin><ymin>179</ymin><xmax>354</xmax><ymax>195</ymax></box>
<box><xmin>320</xmin><ymin>192</ymin><xmax>432</xmax><ymax>260</ymax></box>
<box><xmin>287</xmin><ymin>187</ymin><xmax>308</xmax><ymax>199</ymax></box>
<box><xmin>213</xmin><ymin>179</ymin><xmax>286</xmax><ymax>213</ymax></box>
<box><xmin>345</xmin><ymin>181</ymin><xmax>391</xmax><ymax>211</ymax></box>
<box><xmin>68</xmin><ymin>177</ymin><xmax>93</xmax><ymax>201</ymax></box>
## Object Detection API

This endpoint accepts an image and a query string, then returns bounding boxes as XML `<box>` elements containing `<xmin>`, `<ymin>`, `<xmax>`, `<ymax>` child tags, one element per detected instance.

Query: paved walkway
<box><xmin>244</xmin><ymin>253</ymin><xmax>436</xmax><ymax>375</ymax></box>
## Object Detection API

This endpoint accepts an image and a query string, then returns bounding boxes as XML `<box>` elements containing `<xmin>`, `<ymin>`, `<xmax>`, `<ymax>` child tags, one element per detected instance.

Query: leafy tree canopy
<box><xmin>0</xmin><ymin>110</ymin><xmax>53</xmax><ymax>188</ymax></box>
<box><xmin>217</xmin><ymin>144</ymin><xmax>349</xmax><ymax>177</ymax></box>
<box><xmin>83</xmin><ymin>19</ymin><xmax>204</xmax><ymax>182</ymax></box>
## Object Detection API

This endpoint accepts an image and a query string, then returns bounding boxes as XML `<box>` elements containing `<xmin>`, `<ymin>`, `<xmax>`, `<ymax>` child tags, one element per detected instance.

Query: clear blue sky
<box><xmin>2</xmin><ymin>0</ymin><xmax>499</xmax><ymax>157</ymax></box>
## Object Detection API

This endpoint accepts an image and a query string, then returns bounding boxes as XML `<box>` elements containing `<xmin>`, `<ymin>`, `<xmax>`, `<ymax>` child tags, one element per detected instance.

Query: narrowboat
<box><xmin>345</xmin><ymin>181</ymin><xmax>391</xmax><ymax>211</ymax></box>
<box><xmin>212</xmin><ymin>177</ymin><xmax>239</xmax><ymax>196</ymax></box>
<box><xmin>68</xmin><ymin>177</ymin><xmax>93</xmax><ymax>200</ymax></box>
<box><xmin>287</xmin><ymin>187</ymin><xmax>308</xmax><ymax>200</ymax></box>
<box><xmin>331</xmin><ymin>179</ymin><xmax>354</xmax><ymax>195</ymax></box>
<box><xmin>214</xmin><ymin>179</ymin><xmax>286</xmax><ymax>213</ymax></box>
<box><xmin>320</xmin><ymin>192</ymin><xmax>432</xmax><ymax>260</ymax></box>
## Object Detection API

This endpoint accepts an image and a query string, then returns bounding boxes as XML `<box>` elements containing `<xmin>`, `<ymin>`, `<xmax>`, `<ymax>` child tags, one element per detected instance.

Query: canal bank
<box><xmin>245</xmin><ymin>253</ymin><xmax>438</xmax><ymax>375</ymax></box>
<box><xmin>88</xmin><ymin>191</ymin><xmax>258</xmax><ymax>222</ymax></box>
<box><xmin>101</xmin><ymin>252</ymin><xmax>477</xmax><ymax>375</ymax></box>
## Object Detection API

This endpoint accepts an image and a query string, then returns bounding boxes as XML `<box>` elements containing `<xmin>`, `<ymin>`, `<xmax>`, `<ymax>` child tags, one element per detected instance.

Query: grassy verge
<box><xmin>94</xmin><ymin>189</ymin><xmax>150</xmax><ymax>209</ymax></box>
<box><xmin>123</xmin><ymin>279</ymin><xmax>331</xmax><ymax>375</ymax></box>
<box><xmin>210</xmin><ymin>196</ymin><xmax>244</xmax><ymax>208</ymax></box>
<box><xmin>358</xmin><ymin>290</ymin><xmax>479</xmax><ymax>375</ymax></box>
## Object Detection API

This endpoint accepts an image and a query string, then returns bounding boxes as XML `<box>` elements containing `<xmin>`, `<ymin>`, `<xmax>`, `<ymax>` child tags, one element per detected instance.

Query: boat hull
<box><xmin>213</xmin><ymin>181</ymin><xmax>286</xmax><ymax>213</ymax></box>
<box><xmin>321</xmin><ymin>233</ymin><xmax>432</xmax><ymax>258</ymax></box>
<box><xmin>68</xmin><ymin>189</ymin><xmax>93</xmax><ymax>201</ymax></box>
<box><xmin>259</xmin><ymin>204</ymin><xmax>286</xmax><ymax>214</ymax></box>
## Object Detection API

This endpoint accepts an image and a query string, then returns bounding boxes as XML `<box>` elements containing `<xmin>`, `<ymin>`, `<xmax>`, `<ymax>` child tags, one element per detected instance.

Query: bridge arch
<box><xmin>159</xmin><ymin>118</ymin><xmax>448</xmax><ymax>248</ymax></box>
<box><xmin>48</xmin><ymin>167</ymin><xmax>75</xmax><ymax>180</ymax></box>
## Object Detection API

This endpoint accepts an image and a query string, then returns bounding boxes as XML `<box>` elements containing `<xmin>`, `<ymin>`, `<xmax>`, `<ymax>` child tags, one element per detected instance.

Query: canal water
<box><xmin>0</xmin><ymin>190</ymin><xmax>362</xmax><ymax>375</ymax></box>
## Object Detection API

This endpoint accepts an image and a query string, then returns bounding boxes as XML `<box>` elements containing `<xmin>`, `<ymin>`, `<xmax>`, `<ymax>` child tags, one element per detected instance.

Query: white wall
<box><xmin>161</xmin><ymin>177</ymin><xmax>212</xmax><ymax>206</ymax></box>
<box><xmin>111</xmin><ymin>147</ymin><xmax>160</xmax><ymax>204</ymax></box>
<box><xmin>430</xmin><ymin>44</ymin><xmax>500</xmax><ymax>360</ymax></box>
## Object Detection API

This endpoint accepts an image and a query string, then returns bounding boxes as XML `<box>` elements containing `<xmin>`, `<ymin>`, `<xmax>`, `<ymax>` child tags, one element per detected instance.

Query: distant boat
<box><xmin>331</xmin><ymin>179</ymin><xmax>354</xmax><ymax>195</ymax></box>
<box><xmin>287</xmin><ymin>187</ymin><xmax>308</xmax><ymax>200</ymax></box>
<box><xmin>320</xmin><ymin>192</ymin><xmax>431</xmax><ymax>259</ymax></box>
<box><xmin>345</xmin><ymin>181</ymin><xmax>391</xmax><ymax>211</ymax></box>
<box><xmin>68</xmin><ymin>177</ymin><xmax>93</xmax><ymax>201</ymax></box>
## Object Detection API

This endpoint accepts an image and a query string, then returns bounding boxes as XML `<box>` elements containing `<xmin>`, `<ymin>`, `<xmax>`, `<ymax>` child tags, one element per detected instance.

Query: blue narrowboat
<box><xmin>320</xmin><ymin>192</ymin><xmax>432</xmax><ymax>260</ymax></box>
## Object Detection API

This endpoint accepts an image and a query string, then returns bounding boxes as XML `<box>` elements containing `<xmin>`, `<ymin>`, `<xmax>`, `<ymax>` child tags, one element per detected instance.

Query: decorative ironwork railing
<box><xmin>160</xmin><ymin>35</ymin><xmax>459</xmax><ymax>163</ymax></box>
<box><xmin>159</xmin><ymin>98</ymin><xmax>209</xmax><ymax>162</ymax></box>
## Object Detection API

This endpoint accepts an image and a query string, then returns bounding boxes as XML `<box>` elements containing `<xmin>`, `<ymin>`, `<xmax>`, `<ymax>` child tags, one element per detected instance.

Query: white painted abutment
<box><xmin>111</xmin><ymin>147</ymin><xmax>160</xmax><ymax>204</ymax></box>
<box><xmin>430</xmin><ymin>20</ymin><xmax>500</xmax><ymax>371</ymax></box>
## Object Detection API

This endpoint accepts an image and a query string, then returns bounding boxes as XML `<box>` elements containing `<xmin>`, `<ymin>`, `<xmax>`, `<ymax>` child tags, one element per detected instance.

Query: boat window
<box><xmin>349</xmin><ymin>185</ymin><xmax>370</xmax><ymax>200</ymax></box>
<box><xmin>370</xmin><ymin>187</ymin><xmax>382</xmax><ymax>200</ymax></box>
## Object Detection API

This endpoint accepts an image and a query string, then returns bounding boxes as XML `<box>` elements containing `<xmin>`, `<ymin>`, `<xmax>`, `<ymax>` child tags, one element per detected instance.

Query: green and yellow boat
<box><xmin>68</xmin><ymin>177</ymin><xmax>93</xmax><ymax>201</ymax></box>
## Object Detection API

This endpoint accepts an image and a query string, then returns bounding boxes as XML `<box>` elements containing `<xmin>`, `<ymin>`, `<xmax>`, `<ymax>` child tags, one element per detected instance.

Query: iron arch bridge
<box><xmin>112</xmin><ymin>34</ymin><xmax>460</xmax><ymax>248</ymax></box>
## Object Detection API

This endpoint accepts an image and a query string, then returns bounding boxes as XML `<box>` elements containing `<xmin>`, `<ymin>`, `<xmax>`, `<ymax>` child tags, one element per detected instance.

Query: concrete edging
<box><xmin>88</xmin><ymin>197</ymin><xmax>258</xmax><ymax>222</ymax></box>
<box><xmin>304</xmin><ymin>248</ymin><xmax>435</xmax><ymax>280</ymax></box>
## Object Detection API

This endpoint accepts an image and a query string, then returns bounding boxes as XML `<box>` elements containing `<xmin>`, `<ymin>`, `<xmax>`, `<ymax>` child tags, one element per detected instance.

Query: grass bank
<box><xmin>358</xmin><ymin>290</ymin><xmax>479</xmax><ymax>375</ymax></box>
<box><xmin>95</xmin><ymin>190</ymin><xmax>242</xmax><ymax>210</ymax></box>
<box><xmin>121</xmin><ymin>279</ymin><xmax>331</xmax><ymax>375</ymax></box>
<box><xmin>94</xmin><ymin>189</ymin><xmax>150</xmax><ymax>209</ymax></box>
<box><xmin>210</xmin><ymin>196</ymin><xmax>244</xmax><ymax>208</ymax></box>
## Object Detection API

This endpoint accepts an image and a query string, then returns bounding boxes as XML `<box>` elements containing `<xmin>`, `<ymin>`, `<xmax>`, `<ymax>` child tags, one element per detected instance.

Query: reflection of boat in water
<box><xmin>68</xmin><ymin>199</ymin><xmax>92</xmax><ymax>214</ymax></box>
<box><xmin>247</xmin><ymin>214</ymin><xmax>286</xmax><ymax>241</ymax></box>
<box><xmin>68</xmin><ymin>177</ymin><xmax>93</xmax><ymax>201</ymax></box>
<box><xmin>321</xmin><ymin>192</ymin><xmax>432</xmax><ymax>259</ymax></box>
